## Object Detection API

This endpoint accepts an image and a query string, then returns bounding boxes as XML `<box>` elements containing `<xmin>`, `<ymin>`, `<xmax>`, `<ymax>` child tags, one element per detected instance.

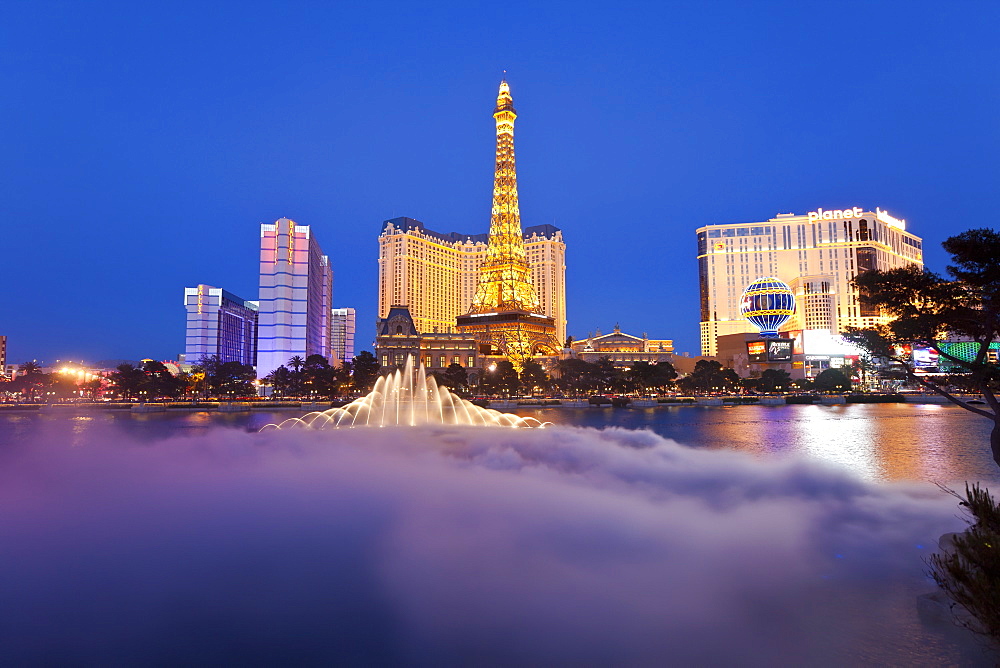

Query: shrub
<box><xmin>929</xmin><ymin>484</ymin><xmax>1000</xmax><ymax>643</ymax></box>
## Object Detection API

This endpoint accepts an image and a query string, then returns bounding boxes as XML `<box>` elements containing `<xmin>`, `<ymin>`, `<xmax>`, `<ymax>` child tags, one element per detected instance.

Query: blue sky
<box><xmin>2</xmin><ymin>0</ymin><xmax>998</xmax><ymax>363</ymax></box>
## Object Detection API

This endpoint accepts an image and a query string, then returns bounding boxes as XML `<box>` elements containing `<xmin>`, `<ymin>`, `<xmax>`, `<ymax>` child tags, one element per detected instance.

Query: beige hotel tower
<box><xmin>378</xmin><ymin>222</ymin><xmax>566</xmax><ymax>344</ymax></box>
<box><xmin>696</xmin><ymin>207</ymin><xmax>923</xmax><ymax>357</ymax></box>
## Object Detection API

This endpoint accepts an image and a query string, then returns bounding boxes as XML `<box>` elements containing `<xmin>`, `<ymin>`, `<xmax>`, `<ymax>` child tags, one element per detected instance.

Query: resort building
<box><xmin>330</xmin><ymin>307</ymin><xmax>356</xmax><ymax>367</ymax></box>
<box><xmin>257</xmin><ymin>218</ymin><xmax>332</xmax><ymax>377</ymax></box>
<box><xmin>696</xmin><ymin>207</ymin><xmax>923</xmax><ymax>356</ymax></box>
<box><xmin>378</xmin><ymin>218</ymin><xmax>566</xmax><ymax>344</ymax></box>
<box><xmin>375</xmin><ymin>306</ymin><xmax>482</xmax><ymax>384</ymax></box>
<box><xmin>570</xmin><ymin>325</ymin><xmax>674</xmax><ymax>367</ymax></box>
<box><xmin>714</xmin><ymin>329</ymin><xmax>864</xmax><ymax>381</ymax></box>
<box><xmin>181</xmin><ymin>285</ymin><xmax>258</xmax><ymax>366</ymax></box>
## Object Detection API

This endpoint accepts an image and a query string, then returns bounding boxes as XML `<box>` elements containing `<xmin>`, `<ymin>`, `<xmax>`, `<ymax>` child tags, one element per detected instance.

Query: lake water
<box><xmin>3</xmin><ymin>403</ymin><xmax>996</xmax><ymax>485</ymax></box>
<box><xmin>1</xmin><ymin>404</ymin><xmax>998</xmax><ymax>665</ymax></box>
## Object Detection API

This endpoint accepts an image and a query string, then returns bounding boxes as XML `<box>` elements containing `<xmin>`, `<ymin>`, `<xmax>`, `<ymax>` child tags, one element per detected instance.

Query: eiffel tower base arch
<box><xmin>456</xmin><ymin>310</ymin><xmax>560</xmax><ymax>372</ymax></box>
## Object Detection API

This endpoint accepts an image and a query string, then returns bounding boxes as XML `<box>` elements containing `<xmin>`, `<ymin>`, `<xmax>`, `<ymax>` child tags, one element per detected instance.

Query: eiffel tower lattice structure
<box><xmin>456</xmin><ymin>80</ymin><xmax>560</xmax><ymax>370</ymax></box>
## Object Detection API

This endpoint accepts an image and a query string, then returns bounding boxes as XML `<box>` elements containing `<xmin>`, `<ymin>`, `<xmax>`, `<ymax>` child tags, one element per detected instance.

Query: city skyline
<box><xmin>2</xmin><ymin>1</ymin><xmax>998</xmax><ymax>364</ymax></box>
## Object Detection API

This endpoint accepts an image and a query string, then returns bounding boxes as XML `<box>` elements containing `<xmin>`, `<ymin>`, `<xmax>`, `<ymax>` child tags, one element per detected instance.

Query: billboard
<box><xmin>747</xmin><ymin>338</ymin><xmax>793</xmax><ymax>363</ymax></box>
<box><xmin>911</xmin><ymin>345</ymin><xmax>939</xmax><ymax>373</ymax></box>
<box><xmin>767</xmin><ymin>339</ymin><xmax>793</xmax><ymax>362</ymax></box>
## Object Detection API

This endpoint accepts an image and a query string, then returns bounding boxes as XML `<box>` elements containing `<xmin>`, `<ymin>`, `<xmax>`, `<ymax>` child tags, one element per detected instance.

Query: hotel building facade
<box><xmin>182</xmin><ymin>285</ymin><xmax>259</xmax><ymax>366</ymax></box>
<box><xmin>570</xmin><ymin>325</ymin><xmax>674</xmax><ymax>367</ymax></box>
<box><xmin>330</xmin><ymin>307</ymin><xmax>356</xmax><ymax>367</ymax></box>
<box><xmin>377</xmin><ymin>217</ymin><xmax>567</xmax><ymax>343</ymax></box>
<box><xmin>375</xmin><ymin>305</ymin><xmax>481</xmax><ymax>381</ymax></box>
<box><xmin>696</xmin><ymin>207</ymin><xmax>923</xmax><ymax>357</ymax></box>
<box><xmin>257</xmin><ymin>218</ymin><xmax>332</xmax><ymax>377</ymax></box>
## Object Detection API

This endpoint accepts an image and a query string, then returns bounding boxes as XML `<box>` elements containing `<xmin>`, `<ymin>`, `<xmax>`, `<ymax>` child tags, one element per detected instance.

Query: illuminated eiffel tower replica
<box><xmin>457</xmin><ymin>80</ymin><xmax>560</xmax><ymax>371</ymax></box>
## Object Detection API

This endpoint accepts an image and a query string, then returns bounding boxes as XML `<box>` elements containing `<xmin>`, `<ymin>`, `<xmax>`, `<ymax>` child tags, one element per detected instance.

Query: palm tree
<box><xmin>19</xmin><ymin>361</ymin><xmax>41</xmax><ymax>375</ymax></box>
<box><xmin>284</xmin><ymin>356</ymin><xmax>307</xmax><ymax>396</ymax></box>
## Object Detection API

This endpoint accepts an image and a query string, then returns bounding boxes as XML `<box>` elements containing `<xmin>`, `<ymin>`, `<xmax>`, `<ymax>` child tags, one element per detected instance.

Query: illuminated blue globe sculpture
<box><xmin>740</xmin><ymin>277</ymin><xmax>795</xmax><ymax>338</ymax></box>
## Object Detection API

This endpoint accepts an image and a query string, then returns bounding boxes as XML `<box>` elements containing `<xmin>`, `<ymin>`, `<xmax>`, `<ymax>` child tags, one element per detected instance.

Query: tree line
<box><xmin>2</xmin><ymin>353</ymin><xmax>861</xmax><ymax>402</ymax></box>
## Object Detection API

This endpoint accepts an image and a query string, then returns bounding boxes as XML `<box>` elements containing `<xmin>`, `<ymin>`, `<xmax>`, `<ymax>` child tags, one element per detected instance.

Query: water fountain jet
<box><xmin>261</xmin><ymin>357</ymin><xmax>548</xmax><ymax>431</ymax></box>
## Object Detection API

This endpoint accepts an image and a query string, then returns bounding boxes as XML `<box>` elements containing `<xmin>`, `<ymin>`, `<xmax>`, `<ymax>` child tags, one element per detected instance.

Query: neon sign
<box><xmin>807</xmin><ymin>207</ymin><xmax>863</xmax><ymax>222</ymax></box>
<box><xmin>875</xmin><ymin>207</ymin><xmax>906</xmax><ymax>229</ymax></box>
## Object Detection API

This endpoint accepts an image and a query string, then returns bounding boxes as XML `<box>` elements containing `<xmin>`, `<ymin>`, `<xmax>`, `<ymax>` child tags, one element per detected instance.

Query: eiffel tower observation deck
<box><xmin>457</xmin><ymin>80</ymin><xmax>560</xmax><ymax>370</ymax></box>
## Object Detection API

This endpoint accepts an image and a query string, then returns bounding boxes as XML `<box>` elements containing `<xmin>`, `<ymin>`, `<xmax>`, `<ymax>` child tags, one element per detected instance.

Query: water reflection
<box><xmin>69</xmin><ymin>415</ymin><xmax>95</xmax><ymax>448</ymax></box>
<box><xmin>519</xmin><ymin>404</ymin><xmax>999</xmax><ymax>485</ymax></box>
<box><xmin>0</xmin><ymin>404</ymin><xmax>996</xmax><ymax>485</ymax></box>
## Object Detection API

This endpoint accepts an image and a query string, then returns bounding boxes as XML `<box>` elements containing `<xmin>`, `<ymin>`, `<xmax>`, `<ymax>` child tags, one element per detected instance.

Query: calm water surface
<box><xmin>1</xmin><ymin>402</ymin><xmax>997</xmax><ymax>485</ymax></box>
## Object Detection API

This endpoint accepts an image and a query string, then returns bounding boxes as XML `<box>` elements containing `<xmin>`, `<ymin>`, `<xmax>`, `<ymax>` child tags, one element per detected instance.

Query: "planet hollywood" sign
<box><xmin>806</xmin><ymin>206</ymin><xmax>906</xmax><ymax>230</ymax></box>
<box><xmin>807</xmin><ymin>207</ymin><xmax>863</xmax><ymax>222</ymax></box>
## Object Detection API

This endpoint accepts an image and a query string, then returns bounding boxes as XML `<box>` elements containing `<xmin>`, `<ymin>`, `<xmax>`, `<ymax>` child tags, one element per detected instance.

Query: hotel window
<box><xmin>439</xmin><ymin>355</ymin><xmax>447</xmax><ymax>367</ymax></box>
<box><xmin>468</xmin><ymin>356</ymin><xmax>475</xmax><ymax>367</ymax></box>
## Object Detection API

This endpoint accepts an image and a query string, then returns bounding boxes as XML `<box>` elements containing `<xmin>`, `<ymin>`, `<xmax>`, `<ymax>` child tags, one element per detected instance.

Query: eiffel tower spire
<box><xmin>458</xmin><ymin>80</ymin><xmax>559</xmax><ymax>370</ymax></box>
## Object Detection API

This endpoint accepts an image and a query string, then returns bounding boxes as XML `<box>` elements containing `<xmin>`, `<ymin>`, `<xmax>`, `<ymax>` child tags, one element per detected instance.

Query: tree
<box><xmin>210</xmin><ymin>361</ymin><xmax>257</xmax><ymax>397</ymax></box>
<box><xmin>302</xmin><ymin>354</ymin><xmax>336</xmax><ymax>398</ymax></box>
<box><xmin>593</xmin><ymin>357</ymin><xmax>625</xmax><ymax>393</ymax></box>
<box><xmin>265</xmin><ymin>365</ymin><xmax>293</xmax><ymax>397</ymax></box>
<box><xmin>287</xmin><ymin>356</ymin><xmax>305</xmax><ymax>374</ymax></box>
<box><xmin>629</xmin><ymin>361</ymin><xmax>678</xmax><ymax>394</ymax></box>
<box><xmin>194</xmin><ymin>356</ymin><xmax>255</xmax><ymax>397</ymax></box>
<box><xmin>8</xmin><ymin>363</ymin><xmax>49</xmax><ymax>401</ymax></box>
<box><xmin>843</xmin><ymin>228</ymin><xmax>1000</xmax><ymax>466</ymax></box>
<box><xmin>80</xmin><ymin>378</ymin><xmax>103</xmax><ymax>400</ymax></box>
<box><xmin>929</xmin><ymin>484</ymin><xmax>1000</xmax><ymax>644</ymax></box>
<box><xmin>439</xmin><ymin>363</ymin><xmax>469</xmax><ymax>393</ymax></box>
<box><xmin>481</xmin><ymin>360</ymin><xmax>519</xmax><ymax>397</ymax></box>
<box><xmin>757</xmin><ymin>368</ymin><xmax>792</xmax><ymax>393</ymax></box>
<box><xmin>351</xmin><ymin>351</ymin><xmax>381</xmax><ymax>393</ymax></box>
<box><xmin>108</xmin><ymin>363</ymin><xmax>146</xmax><ymax>400</ymax></box>
<box><xmin>519</xmin><ymin>360</ymin><xmax>549</xmax><ymax>395</ymax></box>
<box><xmin>142</xmin><ymin>360</ymin><xmax>184</xmax><ymax>398</ymax></box>
<box><xmin>18</xmin><ymin>361</ymin><xmax>41</xmax><ymax>376</ymax></box>
<box><xmin>677</xmin><ymin>360</ymin><xmax>741</xmax><ymax>394</ymax></box>
<box><xmin>550</xmin><ymin>358</ymin><xmax>598</xmax><ymax>396</ymax></box>
<box><xmin>811</xmin><ymin>368</ymin><xmax>851</xmax><ymax>393</ymax></box>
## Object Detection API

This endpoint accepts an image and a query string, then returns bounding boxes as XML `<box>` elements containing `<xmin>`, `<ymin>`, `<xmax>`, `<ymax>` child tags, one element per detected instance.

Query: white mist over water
<box><xmin>0</xmin><ymin>422</ymin><xmax>993</xmax><ymax>665</ymax></box>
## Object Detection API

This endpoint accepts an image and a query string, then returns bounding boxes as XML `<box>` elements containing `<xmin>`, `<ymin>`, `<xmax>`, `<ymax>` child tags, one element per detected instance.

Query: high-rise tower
<box><xmin>456</xmin><ymin>80</ymin><xmax>560</xmax><ymax>369</ymax></box>
<box><xmin>256</xmin><ymin>218</ymin><xmax>332</xmax><ymax>377</ymax></box>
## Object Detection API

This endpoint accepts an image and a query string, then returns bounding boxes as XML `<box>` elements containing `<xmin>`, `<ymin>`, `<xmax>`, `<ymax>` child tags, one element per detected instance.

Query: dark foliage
<box><xmin>811</xmin><ymin>368</ymin><xmax>851</xmax><ymax>393</ymax></box>
<box><xmin>351</xmin><ymin>351</ymin><xmax>381</xmax><ymax>393</ymax></box>
<box><xmin>929</xmin><ymin>484</ymin><xmax>1000</xmax><ymax>644</ymax></box>
<box><xmin>676</xmin><ymin>360</ymin><xmax>741</xmax><ymax>394</ymax></box>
